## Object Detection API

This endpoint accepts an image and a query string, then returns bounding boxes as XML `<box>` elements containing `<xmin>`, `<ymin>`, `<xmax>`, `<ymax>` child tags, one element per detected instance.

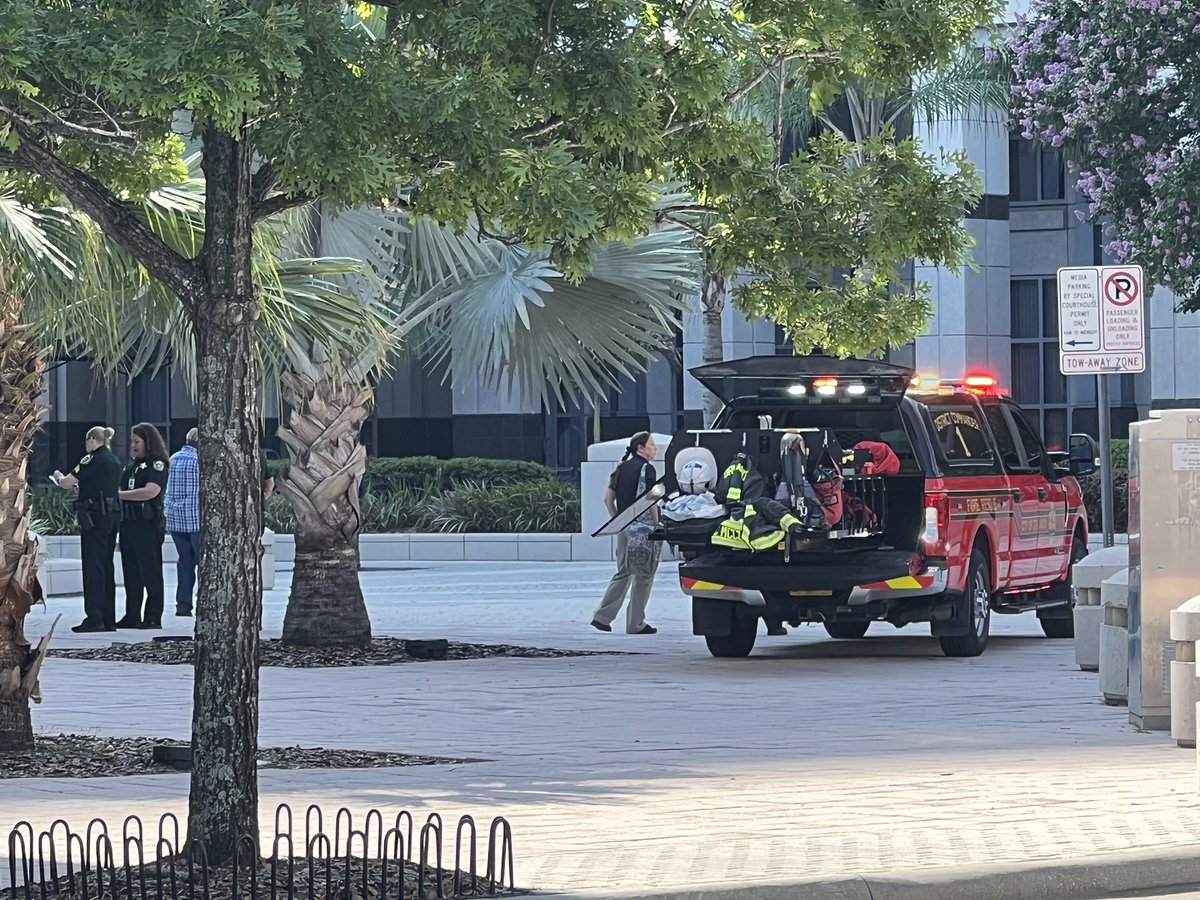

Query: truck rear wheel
<box><xmin>824</xmin><ymin>621</ymin><xmax>870</xmax><ymax>640</ymax></box>
<box><xmin>705</xmin><ymin>614</ymin><xmax>758</xmax><ymax>658</ymax></box>
<box><xmin>939</xmin><ymin>549</ymin><xmax>991</xmax><ymax>658</ymax></box>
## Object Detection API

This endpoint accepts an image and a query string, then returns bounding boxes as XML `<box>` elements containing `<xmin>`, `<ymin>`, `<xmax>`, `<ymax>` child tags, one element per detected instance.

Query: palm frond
<box><xmin>416</xmin><ymin>226</ymin><xmax>700</xmax><ymax>407</ymax></box>
<box><xmin>21</xmin><ymin>170</ymin><xmax>393</xmax><ymax>398</ymax></box>
<box><xmin>893</xmin><ymin>46</ymin><xmax>1012</xmax><ymax>128</ymax></box>
<box><xmin>0</xmin><ymin>186</ymin><xmax>75</xmax><ymax>277</ymax></box>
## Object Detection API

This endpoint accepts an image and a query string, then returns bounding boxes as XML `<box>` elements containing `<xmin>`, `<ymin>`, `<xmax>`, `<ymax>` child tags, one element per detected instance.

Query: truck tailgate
<box><xmin>679</xmin><ymin>549</ymin><xmax>919</xmax><ymax>594</ymax></box>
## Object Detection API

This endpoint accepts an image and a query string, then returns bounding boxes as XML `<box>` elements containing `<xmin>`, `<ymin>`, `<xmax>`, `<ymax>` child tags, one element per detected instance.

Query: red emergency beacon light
<box><xmin>909</xmin><ymin>371</ymin><xmax>1008</xmax><ymax>397</ymax></box>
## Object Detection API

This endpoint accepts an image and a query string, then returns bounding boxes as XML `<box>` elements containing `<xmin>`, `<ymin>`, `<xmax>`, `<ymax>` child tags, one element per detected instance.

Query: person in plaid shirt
<box><xmin>165</xmin><ymin>428</ymin><xmax>201</xmax><ymax>617</ymax></box>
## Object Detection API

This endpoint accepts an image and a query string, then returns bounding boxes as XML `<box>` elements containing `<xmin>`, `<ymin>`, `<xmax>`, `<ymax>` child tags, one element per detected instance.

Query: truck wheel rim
<box><xmin>972</xmin><ymin>569</ymin><xmax>990</xmax><ymax>636</ymax></box>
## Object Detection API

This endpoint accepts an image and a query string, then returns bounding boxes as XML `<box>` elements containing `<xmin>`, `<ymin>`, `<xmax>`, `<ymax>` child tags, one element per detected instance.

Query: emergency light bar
<box><xmin>909</xmin><ymin>371</ymin><xmax>1007</xmax><ymax>397</ymax></box>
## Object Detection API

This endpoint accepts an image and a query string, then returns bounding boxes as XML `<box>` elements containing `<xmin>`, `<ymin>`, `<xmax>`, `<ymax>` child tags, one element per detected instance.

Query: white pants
<box><xmin>593</xmin><ymin>530</ymin><xmax>660</xmax><ymax>632</ymax></box>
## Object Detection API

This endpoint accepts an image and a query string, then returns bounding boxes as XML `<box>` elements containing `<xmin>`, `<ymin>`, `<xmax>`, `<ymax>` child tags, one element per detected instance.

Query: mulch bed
<box><xmin>51</xmin><ymin>636</ymin><xmax>621</xmax><ymax>668</ymax></box>
<box><xmin>0</xmin><ymin>734</ymin><xmax>480</xmax><ymax>780</ymax></box>
<box><xmin>0</xmin><ymin>856</ymin><xmax>521</xmax><ymax>899</ymax></box>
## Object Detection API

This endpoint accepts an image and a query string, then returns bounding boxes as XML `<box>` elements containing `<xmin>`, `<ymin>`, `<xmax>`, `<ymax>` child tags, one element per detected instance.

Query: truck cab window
<box><xmin>983</xmin><ymin>406</ymin><xmax>1023</xmax><ymax>471</ymax></box>
<box><xmin>930</xmin><ymin>408</ymin><xmax>992</xmax><ymax>462</ymax></box>
<box><xmin>1009</xmin><ymin>409</ymin><xmax>1048</xmax><ymax>473</ymax></box>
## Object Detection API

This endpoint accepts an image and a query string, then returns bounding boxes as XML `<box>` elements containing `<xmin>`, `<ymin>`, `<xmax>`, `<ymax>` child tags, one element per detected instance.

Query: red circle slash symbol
<box><xmin>1104</xmin><ymin>271</ymin><xmax>1139</xmax><ymax>306</ymax></box>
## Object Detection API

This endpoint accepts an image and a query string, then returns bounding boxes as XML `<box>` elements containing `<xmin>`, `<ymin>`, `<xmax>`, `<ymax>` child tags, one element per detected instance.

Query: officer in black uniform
<box><xmin>54</xmin><ymin>425</ymin><xmax>122</xmax><ymax>633</ymax></box>
<box><xmin>116</xmin><ymin>422</ymin><xmax>170</xmax><ymax>629</ymax></box>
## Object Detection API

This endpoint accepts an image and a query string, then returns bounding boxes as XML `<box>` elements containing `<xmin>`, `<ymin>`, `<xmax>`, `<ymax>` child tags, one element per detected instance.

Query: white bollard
<box><xmin>1100</xmin><ymin>568</ymin><xmax>1130</xmax><ymax>705</ymax></box>
<box><xmin>1170</xmin><ymin>596</ymin><xmax>1200</xmax><ymax>748</ymax></box>
<box><xmin>1073</xmin><ymin>546</ymin><xmax>1130</xmax><ymax>672</ymax></box>
<box><xmin>261</xmin><ymin>528</ymin><xmax>276</xmax><ymax>591</ymax></box>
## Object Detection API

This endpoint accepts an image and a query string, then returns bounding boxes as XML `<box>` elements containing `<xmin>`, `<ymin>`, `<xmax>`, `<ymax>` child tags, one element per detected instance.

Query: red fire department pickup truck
<box><xmin>647</xmin><ymin>356</ymin><xmax>1097</xmax><ymax>659</ymax></box>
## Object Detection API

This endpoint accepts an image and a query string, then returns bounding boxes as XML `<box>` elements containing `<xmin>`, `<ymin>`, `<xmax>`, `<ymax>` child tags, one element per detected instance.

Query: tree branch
<box><xmin>657</xmin><ymin>213</ymin><xmax>708</xmax><ymax>237</ymax></box>
<box><xmin>6</xmin><ymin>120</ymin><xmax>197</xmax><ymax>298</ymax></box>
<box><xmin>655</xmin><ymin>202</ymin><xmax>716</xmax><ymax>216</ymax></box>
<box><xmin>250</xmin><ymin>163</ymin><xmax>276</xmax><ymax>207</ymax></box>
<box><xmin>1</xmin><ymin>101</ymin><xmax>144</xmax><ymax>157</ymax></box>
<box><xmin>251</xmin><ymin>191</ymin><xmax>316</xmax><ymax>223</ymax></box>
<box><xmin>472</xmin><ymin>200</ymin><xmax>527</xmax><ymax>246</ymax></box>
<box><xmin>519</xmin><ymin>115</ymin><xmax>564</xmax><ymax>139</ymax></box>
<box><xmin>677</xmin><ymin>0</ymin><xmax>706</xmax><ymax>30</ymax></box>
<box><xmin>662</xmin><ymin>50</ymin><xmax>837</xmax><ymax>136</ymax></box>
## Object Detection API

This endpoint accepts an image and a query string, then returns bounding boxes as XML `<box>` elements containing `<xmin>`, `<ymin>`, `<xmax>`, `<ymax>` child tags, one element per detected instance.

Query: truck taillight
<box><xmin>923</xmin><ymin>493</ymin><xmax>949</xmax><ymax>557</ymax></box>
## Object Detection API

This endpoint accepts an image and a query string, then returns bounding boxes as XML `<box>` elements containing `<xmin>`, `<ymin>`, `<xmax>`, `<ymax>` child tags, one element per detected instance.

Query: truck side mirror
<box><xmin>1067</xmin><ymin>433</ymin><xmax>1098</xmax><ymax>477</ymax></box>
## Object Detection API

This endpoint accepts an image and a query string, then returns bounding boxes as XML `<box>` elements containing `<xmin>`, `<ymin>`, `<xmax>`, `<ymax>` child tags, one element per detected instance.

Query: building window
<box><xmin>1010</xmin><ymin>278</ymin><xmax>1068</xmax><ymax>451</ymax></box>
<box><xmin>1009</xmin><ymin>138</ymin><xmax>1065</xmax><ymax>202</ymax></box>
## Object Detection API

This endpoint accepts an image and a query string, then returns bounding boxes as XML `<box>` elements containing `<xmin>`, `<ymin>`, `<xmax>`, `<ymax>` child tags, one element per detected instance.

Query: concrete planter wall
<box><xmin>272</xmin><ymin>532</ymin><xmax>618</xmax><ymax>563</ymax></box>
<box><xmin>38</xmin><ymin>530</ymin><xmax>276</xmax><ymax>597</ymax></box>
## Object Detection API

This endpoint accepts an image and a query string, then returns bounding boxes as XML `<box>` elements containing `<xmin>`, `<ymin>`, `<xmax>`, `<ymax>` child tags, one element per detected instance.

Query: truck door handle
<box><xmin>1037</xmin><ymin>487</ymin><xmax>1048</xmax><ymax>501</ymax></box>
<box><xmin>1011</xmin><ymin>489</ymin><xmax>1024</xmax><ymax>502</ymax></box>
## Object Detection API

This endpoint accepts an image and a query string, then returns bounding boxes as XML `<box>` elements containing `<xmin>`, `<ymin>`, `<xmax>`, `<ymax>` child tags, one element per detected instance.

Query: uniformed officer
<box><xmin>116</xmin><ymin>422</ymin><xmax>170</xmax><ymax>629</ymax></box>
<box><xmin>53</xmin><ymin>425</ymin><xmax>122</xmax><ymax>633</ymax></box>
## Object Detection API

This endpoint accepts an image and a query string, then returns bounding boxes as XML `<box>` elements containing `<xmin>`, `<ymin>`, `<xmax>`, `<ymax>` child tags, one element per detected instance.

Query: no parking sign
<box><xmin>1057</xmin><ymin>265</ymin><xmax>1145</xmax><ymax>374</ymax></box>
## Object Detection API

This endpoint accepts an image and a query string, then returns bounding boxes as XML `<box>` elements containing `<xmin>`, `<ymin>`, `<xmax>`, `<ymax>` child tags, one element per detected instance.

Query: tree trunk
<box><xmin>700</xmin><ymin>269</ymin><xmax>727</xmax><ymax>426</ymax></box>
<box><xmin>278</xmin><ymin>367</ymin><xmax>372</xmax><ymax>648</ymax></box>
<box><xmin>187</xmin><ymin>126</ymin><xmax>261</xmax><ymax>864</ymax></box>
<box><xmin>0</xmin><ymin>282</ymin><xmax>48</xmax><ymax>753</ymax></box>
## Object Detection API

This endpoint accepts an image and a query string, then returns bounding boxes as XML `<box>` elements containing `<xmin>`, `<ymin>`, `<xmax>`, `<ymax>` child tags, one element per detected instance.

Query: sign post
<box><xmin>1057</xmin><ymin>264</ymin><xmax>1145</xmax><ymax>547</ymax></box>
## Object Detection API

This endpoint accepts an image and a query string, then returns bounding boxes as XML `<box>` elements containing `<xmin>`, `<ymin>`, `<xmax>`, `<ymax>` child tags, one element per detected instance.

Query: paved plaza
<box><xmin>4</xmin><ymin>560</ymin><xmax>1200</xmax><ymax>898</ymax></box>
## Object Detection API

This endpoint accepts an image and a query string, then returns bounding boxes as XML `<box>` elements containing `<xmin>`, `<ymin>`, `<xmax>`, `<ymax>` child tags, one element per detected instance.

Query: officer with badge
<box><xmin>116</xmin><ymin>422</ymin><xmax>170</xmax><ymax>629</ymax></box>
<box><xmin>53</xmin><ymin>425</ymin><xmax>122</xmax><ymax>633</ymax></box>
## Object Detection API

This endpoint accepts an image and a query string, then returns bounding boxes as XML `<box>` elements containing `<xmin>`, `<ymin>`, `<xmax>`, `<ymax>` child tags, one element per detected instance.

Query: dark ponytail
<box><xmin>608</xmin><ymin>431</ymin><xmax>652</xmax><ymax>491</ymax></box>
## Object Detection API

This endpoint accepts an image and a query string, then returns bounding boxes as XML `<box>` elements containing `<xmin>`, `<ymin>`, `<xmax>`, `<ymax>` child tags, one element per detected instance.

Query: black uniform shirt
<box><xmin>122</xmin><ymin>457</ymin><xmax>170</xmax><ymax>520</ymax></box>
<box><xmin>613</xmin><ymin>457</ymin><xmax>656</xmax><ymax>513</ymax></box>
<box><xmin>72</xmin><ymin>447</ymin><xmax>121</xmax><ymax>511</ymax></box>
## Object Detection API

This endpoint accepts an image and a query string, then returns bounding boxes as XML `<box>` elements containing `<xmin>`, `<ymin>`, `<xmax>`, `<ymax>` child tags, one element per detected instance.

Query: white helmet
<box><xmin>674</xmin><ymin>446</ymin><xmax>719</xmax><ymax>495</ymax></box>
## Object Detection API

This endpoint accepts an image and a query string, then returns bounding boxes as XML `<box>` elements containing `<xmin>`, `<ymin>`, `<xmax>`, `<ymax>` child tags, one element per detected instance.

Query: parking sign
<box><xmin>1057</xmin><ymin>265</ymin><xmax>1145</xmax><ymax>374</ymax></box>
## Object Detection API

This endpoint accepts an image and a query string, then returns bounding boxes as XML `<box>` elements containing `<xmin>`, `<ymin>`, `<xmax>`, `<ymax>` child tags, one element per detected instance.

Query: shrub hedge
<box><xmin>362</xmin><ymin>456</ymin><xmax>557</xmax><ymax>495</ymax></box>
<box><xmin>1079</xmin><ymin>469</ymin><xmax>1129</xmax><ymax>534</ymax></box>
<box><xmin>263</xmin><ymin>458</ymin><xmax>577</xmax><ymax>534</ymax></box>
<box><xmin>28</xmin><ymin>486</ymin><xmax>78</xmax><ymax>536</ymax></box>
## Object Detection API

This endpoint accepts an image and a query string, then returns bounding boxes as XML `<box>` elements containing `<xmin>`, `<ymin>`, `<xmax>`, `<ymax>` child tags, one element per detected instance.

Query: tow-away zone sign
<box><xmin>1057</xmin><ymin>265</ymin><xmax>1145</xmax><ymax>374</ymax></box>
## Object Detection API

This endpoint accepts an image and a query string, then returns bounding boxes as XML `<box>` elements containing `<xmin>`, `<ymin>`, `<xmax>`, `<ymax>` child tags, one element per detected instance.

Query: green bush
<box><xmin>264</xmin><ymin>492</ymin><xmax>296</xmax><ymax>534</ymax></box>
<box><xmin>266</xmin><ymin>483</ymin><xmax>441</xmax><ymax>534</ymax></box>
<box><xmin>1110</xmin><ymin>439</ymin><xmax>1129</xmax><ymax>468</ymax></box>
<box><xmin>126</xmin><ymin>455</ymin><xmax>574</xmax><ymax>536</ymax></box>
<box><xmin>362</xmin><ymin>456</ymin><xmax>557</xmax><ymax>495</ymax></box>
<box><xmin>27</xmin><ymin>486</ymin><xmax>78</xmax><ymax>536</ymax></box>
<box><xmin>266</xmin><ymin>457</ymin><xmax>290</xmax><ymax>479</ymax></box>
<box><xmin>1079</xmin><ymin>469</ymin><xmax>1129</xmax><ymax>534</ymax></box>
<box><xmin>420</xmin><ymin>480</ymin><xmax>581</xmax><ymax>533</ymax></box>
<box><xmin>360</xmin><ymin>485</ymin><xmax>436</xmax><ymax>532</ymax></box>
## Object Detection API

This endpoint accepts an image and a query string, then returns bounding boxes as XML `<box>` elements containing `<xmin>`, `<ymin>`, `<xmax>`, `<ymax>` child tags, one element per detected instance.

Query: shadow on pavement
<box><xmin>750</xmin><ymin>633</ymin><xmax>1046</xmax><ymax>661</ymax></box>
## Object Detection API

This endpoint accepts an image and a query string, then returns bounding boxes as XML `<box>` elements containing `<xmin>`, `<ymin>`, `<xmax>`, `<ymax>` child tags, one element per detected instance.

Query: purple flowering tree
<box><xmin>1011</xmin><ymin>0</ymin><xmax>1200</xmax><ymax>308</ymax></box>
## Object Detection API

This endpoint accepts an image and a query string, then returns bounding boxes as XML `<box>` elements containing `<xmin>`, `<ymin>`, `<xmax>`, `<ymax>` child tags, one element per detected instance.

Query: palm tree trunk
<box><xmin>700</xmin><ymin>269</ymin><xmax>727</xmax><ymax>426</ymax></box>
<box><xmin>278</xmin><ymin>366</ymin><xmax>373</xmax><ymax>648</ymax></box>
<box><xmin>187</xmin><ymin>127</ymin><xmax>261</xmax><ymax>864</ymax></box>
<box><xmin>0</xmin><ymin>286</ymin><xmax>46</xmax><ymax>753</ymax></box>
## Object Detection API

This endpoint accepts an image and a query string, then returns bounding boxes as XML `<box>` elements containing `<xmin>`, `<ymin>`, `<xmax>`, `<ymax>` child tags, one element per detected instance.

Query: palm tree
<box><xmin>695</xmin><ymin>46</ymin><xmax>1011</xmax><ymax>419</ymax></box>
<box><xmin>274</xmin><ymin>205</ymin><xmax>700</xmax><ymax>647</ymax></box>
<box><xmin>0</xmin><ymin>174</ymin><xmax>388</xmax><ymax>753</ymax></box>
<box><xmin>0</xmin><ymin>186</ymin><xmax>131</xmax><ymax>753</ymax></box>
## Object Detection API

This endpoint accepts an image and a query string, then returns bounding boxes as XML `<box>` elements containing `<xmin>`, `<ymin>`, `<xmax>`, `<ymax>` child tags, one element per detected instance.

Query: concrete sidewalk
<box><xmin>6</xmin><ymin>561</ymin><xmax>1200</xmax><ymax>899</ymax></box>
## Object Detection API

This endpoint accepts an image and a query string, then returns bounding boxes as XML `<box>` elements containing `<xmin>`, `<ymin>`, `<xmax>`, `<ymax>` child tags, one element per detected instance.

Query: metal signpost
<box><xmin>1057</xmin><ymin>265</ymin><xmax>1145</xmax><ymax>547</ymax></box>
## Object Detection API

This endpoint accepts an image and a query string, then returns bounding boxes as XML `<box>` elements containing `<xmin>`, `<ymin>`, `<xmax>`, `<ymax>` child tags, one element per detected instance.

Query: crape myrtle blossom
<box><xmin>1011</xmin><ymin>0</ymin><xmax>1200</xmax><ymax>309</ymax></box>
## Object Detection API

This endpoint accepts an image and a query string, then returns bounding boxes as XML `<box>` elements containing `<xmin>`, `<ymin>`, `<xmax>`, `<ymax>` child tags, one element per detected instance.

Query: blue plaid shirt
<box><xmin>165</xmin><ymin>445</ymin><xmax>200</xmax><ymax>533</ymax></box>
